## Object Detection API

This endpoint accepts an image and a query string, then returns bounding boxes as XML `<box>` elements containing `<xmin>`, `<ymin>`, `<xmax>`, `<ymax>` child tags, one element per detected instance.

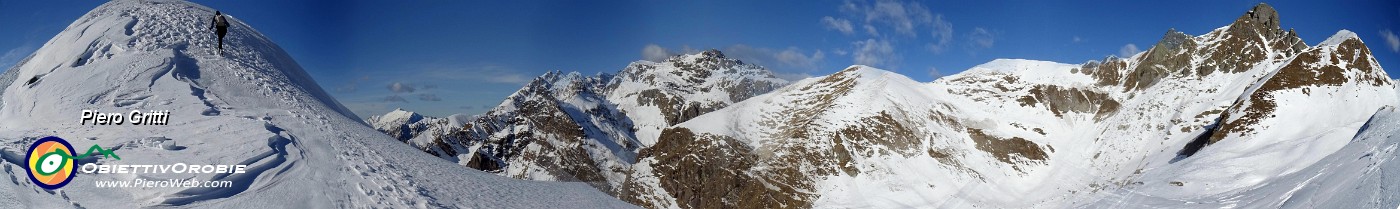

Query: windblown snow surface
<box><xmin>0</xmin><ymin>0</ymin><xmax>634</xmax><ymax>208</ymax></box>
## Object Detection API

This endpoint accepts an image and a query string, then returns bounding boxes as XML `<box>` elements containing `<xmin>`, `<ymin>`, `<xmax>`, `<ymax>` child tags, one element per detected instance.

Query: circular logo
<box><xmin>26</xmin><ymin>136</ymin><xmax>75</xmax><ymax>190</ymax></box>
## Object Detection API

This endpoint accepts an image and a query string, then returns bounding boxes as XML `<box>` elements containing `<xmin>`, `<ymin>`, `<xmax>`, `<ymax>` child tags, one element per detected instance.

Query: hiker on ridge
<box><xmin>209</xmin><ymin>11</ymin><xmax>229</xmax><ymax>51</ymax></box>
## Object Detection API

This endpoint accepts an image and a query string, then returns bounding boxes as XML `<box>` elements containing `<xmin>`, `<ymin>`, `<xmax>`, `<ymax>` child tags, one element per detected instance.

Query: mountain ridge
<box><xmin>365</xmin><ymin>2</ymin><xmax>1400</xmax><ymax>209</ymax></box>
<box><xmin>0</xmin><ymin>0</ymin><xmax>635</xmax><ymax>208</ymax></box>
<box><xmin>368</xmin><ymin>48</ymin><xmax>790</xmax><ymax>195</ymax></box>
<box><xmin>610</xmin><ymin>3</ymin><xmax>1399</xmax><ymax>208</ymax></box>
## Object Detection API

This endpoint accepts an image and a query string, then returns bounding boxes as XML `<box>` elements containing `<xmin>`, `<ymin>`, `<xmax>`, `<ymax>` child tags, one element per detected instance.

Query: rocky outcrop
<box><xmin>445</xmin><ymin>73</ymin><xmax>620</xmax><ymax>191</ymax></box>
<box><xmin>1076</xmin><ymin>57</ymin><xmax>1130</xmax><ymax>87</ymax></box>
<box><xmin>622</xmin><ymin>127</ymin><xmax>814</xmax><ymax>209</ymax></box>
<box><xmin>1017</xmin><ymin>85</ymin><xmax>1120</xmax><ymax>120</ymax></box>
<box><xmin>966</xmin><ymin>128</ymin><xmax>1048</xmax><ymax>173</ymax></box>
<box><xmin>1078</xmin><ymin>3</ymin><xmax>1309</xmax><ymax>92</ymax></box>
<box><xmin>1199</xmin><ymin>3</ymin><xmax>1306</xmax><ymax>76</ymax></box>
<box><xmin>1124</xmin><ymin>29</ymin><xmax>1196</xmax><ymax>91</ymax></box>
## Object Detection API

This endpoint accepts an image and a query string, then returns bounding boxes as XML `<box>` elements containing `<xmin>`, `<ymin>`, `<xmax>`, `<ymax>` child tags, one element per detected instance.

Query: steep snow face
<box><xmin>621</xmin><ymin>3</ymin><xmax>1400</xmax><ymax>209</ymax></box>
<box><xmin>0</xmin><ymin>1</ymin><xmax>634</xmax><ymax>208</ymax></box>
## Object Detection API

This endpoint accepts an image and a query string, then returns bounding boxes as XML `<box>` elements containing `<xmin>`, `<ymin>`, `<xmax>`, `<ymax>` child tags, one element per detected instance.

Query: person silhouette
<box><xmin>209</xmin><ymin>11</ymin><xmax>229</xmax><ymax>51</ymax></box>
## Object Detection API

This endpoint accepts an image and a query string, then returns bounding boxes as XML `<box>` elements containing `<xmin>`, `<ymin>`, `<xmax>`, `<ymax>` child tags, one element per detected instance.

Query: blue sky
<box><xmin>1</xmin><ymin>0</ymin><xmax>1398</xmax><ymax>118</ymax></box>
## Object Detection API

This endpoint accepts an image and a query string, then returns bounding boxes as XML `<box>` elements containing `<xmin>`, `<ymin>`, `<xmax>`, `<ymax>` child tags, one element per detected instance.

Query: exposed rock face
<box><xmin>1199</xmin><ymin>3</ymin><xmax>1306</xmax><ymax>75</ymax></box>
<box><xmin>1077</xmin><ymin>57</ymin><xmax>1130</xmax><ymax>86</ymax></box>
<box><xmin>1017</xmin><ymin>85</ymin><xmax>1120</xmax><ymax>120</ymax></box>
<box><xmin>1125</xmin><ymin>29</ymin><xmax>1196</xmax><ymax>91</ymax></box>
<box><xmin>966</xmin><ymin>128</ymin><xmax>1048</xmax><ymax>172</ymax></box>
<box><xmin>622</xmin><ymin>127</ymin><xmax>813</xmax><ymax>209</ymax></box>
<box><xmin>634</xmin><ymin>88</ymin><xmax>723</xmax><ymax>126</ymax></box>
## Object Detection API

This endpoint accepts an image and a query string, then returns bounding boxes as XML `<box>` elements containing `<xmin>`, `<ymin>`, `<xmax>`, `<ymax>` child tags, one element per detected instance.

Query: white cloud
<box><xmin>1073</xmin><ymin>36</ymin><xmax>1083</xmax><ymax>43</ymax></box>
<box><xmin>776</xmin><ymin>48</ymin><xmax>825</xmax><ymax>69</ymax></box>
<box><xmin>927</xmin><ymin>66</ymin><xmax>942</xmax><ymax>80</ymax></box>
<box><xmin>865</xmin><ymin>0</ymin><xmax>934</xmax><ymax>37</ymax></box>
<box><xmin>833</xmin><ymin>0</ymin><xmax>939</xmax><ymax>38</ymax></box>
<box><xmin>417</xmin><ymin>93</ymin><xmax>442</xmax><ymax>102</ymax></box>
<box><xmin>470</xmin><ymin>68</ymin><xmax>531</xmax><ymax>84</ymax></box>
<box><xmin>642</xmin><ymin>44</ymin><xmax>674</xmax><ymax>61</ymax></box>
<box><xmin>0</xmin><ymin>45</ymin><xmax>35</xmax><ymax>70</ymax></box>
<box><xmin>382</xmin><ymin>95</ymin><xmax>408</xmax><ymax>103</ymax></box>
<box><xmin>414</xmin><ymin>64</ymin><xmax>530</xmax><ymax>85</ymax></box>
<box><xmin>724</xmin><ymin>45</ymin><xmax>825</xmax><ymax>71</ymax></box>
<box><xmin>773</xmin><ymin>72</ymin><xmax>814</xmax><ymax>82</ymax></box>
<box><xmin>828</xmin><ymin>0</ymin><xmax>950</xmax><ymax>63</ymax></box>
<box><xmin>967</xmin><ymin>27</ymin><xmax>995</xmax><ymax>49</ymax></box>
<box><xmin>821</xmin><ymin>16</ymin><xmax>855</xmax><ymax>35</ymax></box>
<box><xmin>853</xmin><ymin>39</ymin><xmax>896</xmax><ymax>68</ymax></box>
<box><xmin>336</xmin><ymin>75</ymin><xmax>370</xmax><ymax>93</ymax></box>
<box><xmin>387</xmin><ymin>82</ymin><xmax>416</xmax><ymax>93</ymax></box>
<box><xmin>839</xmin><ymin>1</ymin><xmax>861</xmax><ymax>14</ymax></box>
<box><xmin>864</xmin><ymin>25</ymin><xmax>880</xmax><ymax>36</ymax></box>
<box><xmin>1119</xmin><ymin>44</ymin><xmax>1141</xmax><ymax>58</ymax></box>
<box><xmin>926</xmin><ymin>14</ymin><xmax>953</xmax><ymax>53</ymax></box>
<box><xmin>1381</xmin><ymin>29</ymin><xmax>1400</xmax><ymax>53</ymax></box>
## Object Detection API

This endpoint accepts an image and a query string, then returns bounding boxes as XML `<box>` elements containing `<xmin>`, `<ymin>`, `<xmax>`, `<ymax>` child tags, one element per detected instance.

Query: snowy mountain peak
<box><xmin>0</xmin><ymin>0</ymin><xmax>360</xmax><ymax>127</ymax></box>
<box><xmin>1320</xmin><ymin>29</ymin><xmax>1361</xmax><ymax>46</ymax></box>
<box><xmin>966</xmin><ymin>59</ymin><xmax>1076</xmax><ymax>75</ymax></box>
<box><xmin>619</xmin><ymin>49</ymin><xmax>768</xmax><ymax>85</ymax></box>
<box><xmin>832</xmin><ymin>65</ymin><xmax>887</xmax><ymax>77</ymax></box>
<box><xmin>659</xmin><ymin>48</ymin><xmax>725</xmax><ymax>63</ymax></box>
<box><xmin>366</xmin><ymin>108</ymin><xmax>426</xmax><ymax>141</ymax></box>
<box><xmin>699</xmin><ymin>48</ymin><xmax>725</xmax><ymax>59</ymax></box>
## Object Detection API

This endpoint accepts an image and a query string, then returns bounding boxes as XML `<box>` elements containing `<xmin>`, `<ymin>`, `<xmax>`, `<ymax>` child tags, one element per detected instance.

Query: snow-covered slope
<box><xmin>619</xmin><ymin>3</ymin><xmax>1400</xmax><ymax>209</ymax></box>
<box><xmin>0</xmin><ymin>0</ymin><xmax>634</xmax><ymax>208</ymax></box>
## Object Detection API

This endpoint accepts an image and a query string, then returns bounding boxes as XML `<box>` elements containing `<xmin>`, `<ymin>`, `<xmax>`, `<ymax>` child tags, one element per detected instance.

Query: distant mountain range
<box><xmin>371</xmin><ymin>3</ymin><xmax>1400</xmax><ymax>208</ymax></box>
